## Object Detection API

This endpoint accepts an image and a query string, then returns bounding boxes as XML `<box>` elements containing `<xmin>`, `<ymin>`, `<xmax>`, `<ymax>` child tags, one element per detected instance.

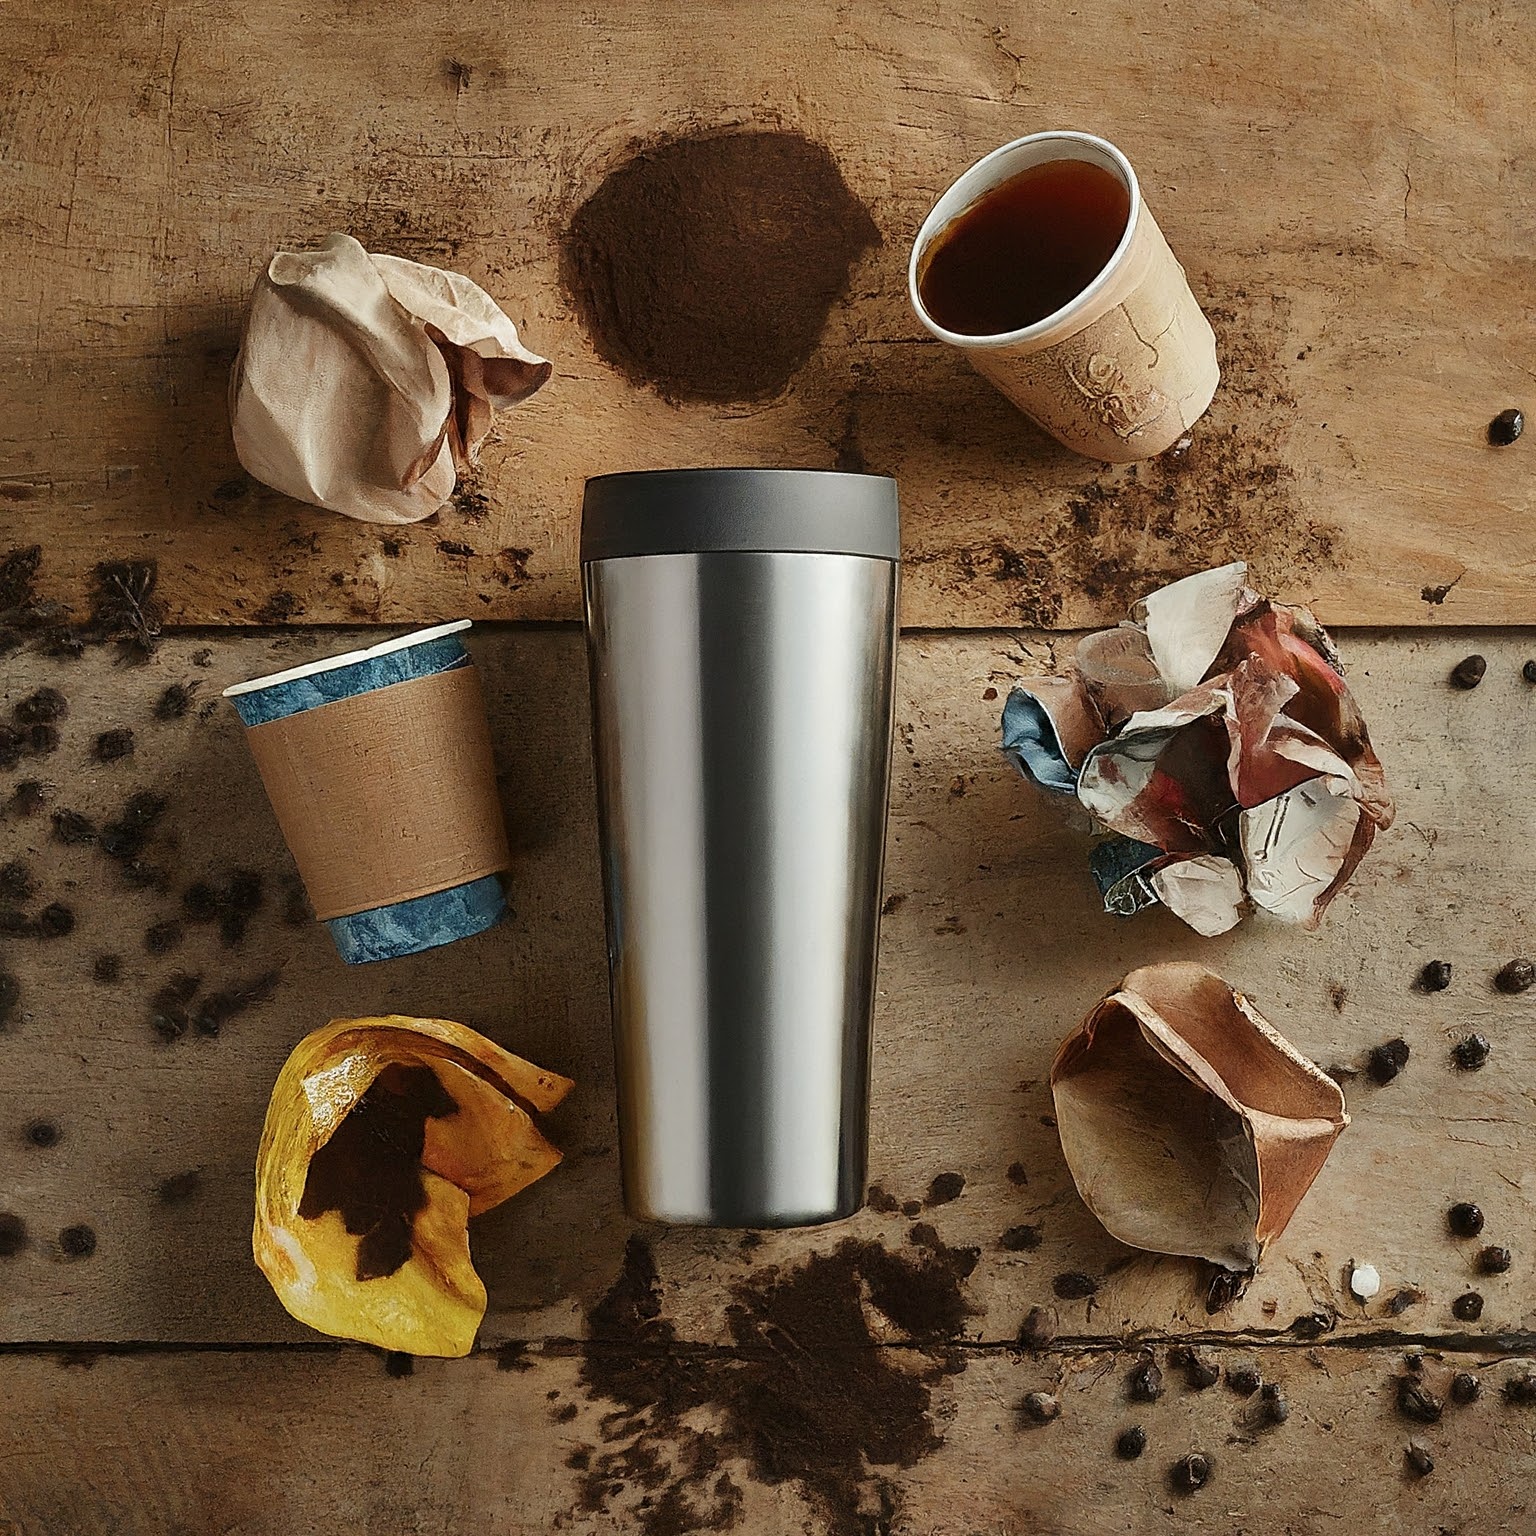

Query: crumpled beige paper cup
<box><xmin>1051</xmin><ymin>962</ymin><xmax>1347</xmax><ymax>1270</ymax></box>
<box><xmin>909</xmin><ymin>132</ymin><xmax>1218</xmax><ymax>462</ymax></box>
<box><xmin>230</xmin><ymin>233</ymin><xmax>551</xmax><ymax>524</ymax></box>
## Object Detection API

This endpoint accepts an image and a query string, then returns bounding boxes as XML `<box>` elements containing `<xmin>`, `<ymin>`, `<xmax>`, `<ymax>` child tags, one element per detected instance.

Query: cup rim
<box><xmin>907</xmin><ymin>130</ymin><xmax>1142</xmax><ymax>351</ymax></box>
<box><xmin>221</xmin><ymin>620</ymin><xmax>472</xmax><ymax>698</ymax></box>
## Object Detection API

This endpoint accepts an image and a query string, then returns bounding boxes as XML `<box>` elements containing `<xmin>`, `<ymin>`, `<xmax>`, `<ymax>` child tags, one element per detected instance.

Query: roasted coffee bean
<box><xmin>1128</xmin><ymin>1361</ymin><xmax>1164</xmax><ymax>1402</ymax></box>
<box><xmin>0</xmin><ymin>1212</ymin><xmax>28</xmax><ymax>1257</ymax></box>
<box><xmin>1020</xmin><ymin>1391</ymin><xmax>1060</xmax><ymax>1425</ymax></box>
<box><xmin>1170</xmin><ymin>1453</ymin><xmax>1210</xmax><ymax>1494</ymax></box>
<box><xmin>1052</xmin><ymin>1271</ymin><xmax>1097</xmax><ymax>1300</ymax></box>
<box><xmin>34</xmin><ymin>903</ymin><xmax>74</xmax><ymax>939</ymax></box>
<box><xmin>1258</xmin><ymin>1386</ymin><xmax>1289</xmax><ymax>1426</ymax></box>
<box><xmin>1448</xmin><ymin>1202</ymin><xmax>1485</xmax><ymax>1238</ymax></box>
<box><xmin>1419</xmin><ymin>959</ymin><xmax>1453</xmax><ymax>992</ymax></box>
<box><xmin>1495</xmin><ymin>958</ymin><xmax>1535</xmax><ymax>994</ymax></box>
<box><xmin>59</xmin><ymin>1224</ymin><xmax>96</xmax><ymax>1259</ymax></box>
<box><xmin>91</xmin><ymin>728</ymin><xmax>134</xmax><ymax>762</ymax></box>
<box><xmin>1228</xmin><ymin>1365</ymin><xmax>1262</xmax><ymax>1396</ymax></box>
<box><xmin>1368</xmin><ymin>1038</ymin><xmax>1410</xmax><ymax>1084</ymax></box>
<box><xmin>1524</xmin><ymin>660</ymin><xmax>1536</xmax><ymax>684</ymax></box>
<box><xmin>1452</xmin><ymin>1033</ymin><xmax>1491</xmax><ymax>1070</ymax></box>
<box><xmin>1488</xmin><ymin>407</ymin><xmax>1525</xmax><ymax>445</ymax></box>
<box><xmin>1397</xmin><ymin>1377</ymin><xmax>1443</xmax><ymax>1424</ymax></box>
<box><xmin>14</xmin><ymin>687</ymin><xmax>67</xmax><ymax>725</ymax></box>
<box><xmin>1000</xmin><ymin>1223</ymin><xmax>1042</xmax><ymax>1251</ymax></box>
<box><xmin>1477</xmin><ymin>1245</ymin><xmax>1512</xmax><ymax>1275</ymax></box>
<box><xmin>24</xmin><ymin>1120</ymin><xmax>60</xmax><ymax>1149</ymax></box>
<box><xmin>50</xmin><ymin>809</ymin><xmax>96</xmax><ymax>845</ymax></box>
<box><xmin>1115</xmin><ymin>1425</ymin><xmax>1147</xmax><ymax>1460</ymax></box>
<box><xmin>1450</xmin><ymin>1371</ymin><xmax>1481</xmax><ymax>1405</ymax></box>
<box><xmin>1450</xmin><ymin>654</ymin><xmax>1487</xmax><ymax>689</ymax></box>
<box><xmin>1405</xmin><ymin>1442</ymin><xmax>1435</xmax><ymax>1478</ymax></box>
<box><xmin>1452</xmin><ymin>1291</ymin><xmax>1484</xmax><ymax>1322</ymax></box>
<box><xmin>1503</xmin><ymin>1371</ymin><xmax>1536</xmax><ymax>1406</ymax></box>
<box><xmin>1184</xmin><ymin>1350</ymin><xmax>1221</xmax><ymax>1390</ymax></box>
<box><xmin>1017</xmin><ymin>1305</ymin><xmax>1056</xmax><ymax>1350</ymax></box>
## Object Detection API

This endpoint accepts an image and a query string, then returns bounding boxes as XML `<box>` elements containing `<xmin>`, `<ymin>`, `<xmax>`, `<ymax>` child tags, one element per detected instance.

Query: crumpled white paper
<box><xmin>230</xmin><ymin>233</ymin><xmax>551</xmax><ymax>525</ymax></box>
<box><xmin>1001</xmin><ymin>563</ymin><xmax>1394</xmax><ymax>933</ymax></box>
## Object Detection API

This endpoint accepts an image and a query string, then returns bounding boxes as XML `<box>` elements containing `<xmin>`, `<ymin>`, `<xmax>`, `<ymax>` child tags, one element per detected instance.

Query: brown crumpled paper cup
<box><xmin>1051</xmin><ymin>962</ymin><xmax>1347</xmax><ymax>1270</ymax></box>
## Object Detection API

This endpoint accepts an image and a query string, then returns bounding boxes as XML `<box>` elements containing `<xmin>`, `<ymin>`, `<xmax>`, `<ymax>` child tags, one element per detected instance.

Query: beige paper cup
<box><xmin>909</xmin><ymin>131</ymin><xmax>1219</xmax><ymax>462</ymax></box>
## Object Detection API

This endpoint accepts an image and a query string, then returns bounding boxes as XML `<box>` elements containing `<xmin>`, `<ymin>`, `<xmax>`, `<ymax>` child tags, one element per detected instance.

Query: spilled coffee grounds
<box><xmin>562</xmin><ymin>130</ymin><xmax>879</xmax><ymax>402</ymax></box>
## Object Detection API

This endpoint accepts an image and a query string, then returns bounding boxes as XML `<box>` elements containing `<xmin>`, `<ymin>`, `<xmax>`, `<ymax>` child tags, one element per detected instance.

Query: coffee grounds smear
<box><xmin>562</xmin><ymin>130</ymin><xmax>879</xmax><ymax>403</ymax></box>
<box><xmin>572</xmin><ymin>1233</ymin><xmax>974</xmax><ymax>1534</ymax></box>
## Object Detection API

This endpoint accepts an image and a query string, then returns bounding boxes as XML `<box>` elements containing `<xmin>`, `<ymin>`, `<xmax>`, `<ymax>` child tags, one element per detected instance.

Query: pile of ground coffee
<box><xmin>562</xmin><ymin>129</ymin><xmax>880</xmax><ymax>402</ymax></box>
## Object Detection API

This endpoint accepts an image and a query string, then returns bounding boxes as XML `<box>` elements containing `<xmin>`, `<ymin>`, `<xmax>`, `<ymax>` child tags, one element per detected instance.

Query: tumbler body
<box><xmin>582</xmin><ymin>469</ymin><xmax>899</xmax><ymax>1226</ymax></box>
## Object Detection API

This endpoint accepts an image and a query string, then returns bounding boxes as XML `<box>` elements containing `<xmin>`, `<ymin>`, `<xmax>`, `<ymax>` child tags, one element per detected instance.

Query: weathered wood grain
<box><xmin>3</xmin><ymin>629</ymin><xmax>1535</xmax><ymax>1350</ymax></box>
<box><xmin>3</xmin><ymin>1343</ymin><xmax>1535</xmax><ymax>1534</ymax></box>
<box><xmin>3</xmin><ymin>1</ymin><xmax>1535</xmax><ymax>630</ymax></box>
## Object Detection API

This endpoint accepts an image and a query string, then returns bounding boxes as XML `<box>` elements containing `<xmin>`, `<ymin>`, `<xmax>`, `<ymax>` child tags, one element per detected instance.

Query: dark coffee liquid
<box><xmin>918</xmin><ymin>159</ymin><xmax>1130</xmax><ymax>337</ymax></box>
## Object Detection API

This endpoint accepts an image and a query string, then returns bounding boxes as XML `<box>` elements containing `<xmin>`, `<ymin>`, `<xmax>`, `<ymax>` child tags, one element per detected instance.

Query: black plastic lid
<box><xmin>580</xmin><ymin>468</ymin><xmax>900</xmax><ymax>563</ymax></box>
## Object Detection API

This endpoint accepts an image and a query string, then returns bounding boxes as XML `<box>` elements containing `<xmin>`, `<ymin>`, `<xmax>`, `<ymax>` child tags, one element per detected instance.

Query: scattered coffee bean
<box><xmin>92</xmin><ymin>953</ymin><xmax>122</xmax><ymax>984</ymax></box>
<box><xmin>925</xmin><ymin>1171</ymin><xmax>965</xmax><ymax>1206</ymax></box>
<box><xmin>154</xmin><ymin>683</ymin><xmax>197</xmax><ymax>720</ymax></box>
<box><xmin>1503</xmin><ymin>1371</ymin><xmax>1536</xmax><ymax>1406</ymax></box>
<box><xmin>1228</xmin><ymin>1365</ymin><xmax>1262</xmax><ymax>1396</ymax></box>
<box><xmin>0</xmin><ymin>860</ymin><xmax>35</xmax><ymax>905</ymax></box>
<box><xmin>1129</xmin><ymin>1361</ymin><xmax>1164</xmax><ymax>1402</ymax></box>
<box><xmin>1017</xmin><ymin>1305</ymin><xmax>1056</xmax><ymax>1350</ymax></box>
<box><xmin>1000</xmin><ymin>1223</ymin><xmax>1042</xmax><ymax>1251</ymax></box>
<box><xmin>182</xmin><ymin>882</ymin><xmax>220</xmax><ymax>922</ymax></box>
<box><xmin>91</xmin><ymin>727</ymin><xmax>135</xmax><ymax>762</ymax></box>
<box><xmin>14</xmin><ymin>687</ymin><xmax>67</xmax><ymax>726</ymax></box>
<box><xmin>0</xmin><ymin>1212</ymin><xmax>28</xmax><ymax>1257</ymax></box>
<box><xmin>1397</xmin><ymin>1377</ymin><xmax>1443</xmax><ymax>1424</ymax></box>
<box><xmin>1448</xmin><ymin>1202</ymin><xmax>1485</xmax><ymax>1238</ymax></box>
<box><xmin>9</xmin><ymin>780</ymin><xmax>49</xmax><ymax>817</ymax></box>
<box><xmin>1419</xmin><ymin>959</ymin><xmax>1453</xmax><ymax>992</ymax></box>
<box><xmin>1020</xmin><ymin>1390</ymin><xmax>1061</xmax><ymax>1425</ymax></box>
<box><xmin>1115</xmin><ymin>1425</ymin><xmax>1147</xmax><ymax>1460</ymax></box>
<box><xmin>1386</xmin><ymin>1288</ymin><xmax>1425</xmax><ymax>1316</ymax></box>
<box><xmin>1405</xmin><ymin>1442</ymin><xmax>1435</xmax><ymax>1478</ymax></box>
<box><xmin>1477</xmin><ymin>1244</ymin><xmax>1512</xmax><ymax>1275</ymax></box>
<box><xmin>24</xmin><ymin>1120</ymin><xmax>60</xmax><ymax>1149</ymax></box>
<box><xmin>1368</xmin><ymin>1038</ymin><xmax>1410</xmax><ymax>1084</ymax></box>
<box><xmin>1488</xmin><ymin>407</ymin><xmax>1525</xmax><ymax>445</ymax></box>
<box><xmin>50</xmin><ymin>808</ymin><xmax>96</xmax><ymax>845</ymax></box>
<box><xmin>157</xmin><ymin>1170</ymin><xmax>202</xmax><ymax>1205</ymax></box>
<box><xmin>144</xmin><ymin>920</ymin><xmax>183</xmax><ymax>954</ymax></box>
<box><xmin>1258</xmin><ymin>1384</ymin><xmax>1290</xmax><ymax>1426</ymax></box>
<box><xmin>23</xmin><ymin>723</ymin><xmax>59</xmax><ymax>758</ymax></box>
<box><xmin>1404</xmin><ymin>1351</ymin><xmax>1424</xmax><ymax>1374</ymax></box>
<box><xmin>1452</xmin><ymin>1033</ymin><xmax>1491</xmax><ymax>1070</ymax></box>
<box><xmin>59</xmin><ymin>1224</ymin><xmax>96</xmax><ymax>1259</ymax></box>
<box><xmin>1450</xmin><ymin>655</ymin><xmax>1487</xmax><ymax>689</ymax></box>
<box><xmin>1495</xmin><ymin>958</ymin><xmax>1535</xmax><ymax>994</ymax></box>
<box><xmin>1450</xmin><ymin>1371</ymin><xmax>1481</xmax><ymax>1405</ymax></box>
<box><xmin>1183</xmin><ymin>1349</ymin><xmax>1221</xmax><ymax>1390</ymax></box>
<box><xmin>1204</xmin><ymin>1263</ymin><xmax>1250</xmax><ymax>1313</ymax></box>
<box><xmin>1524</xmin><ymin>660</ymin><xmax>1536</xmax><ymax>685</ymax></box>
<box><xmin>1452</xmin><ymin>1291</ymin><xmax>1484</xmax><ymax>1322</ymax></box>
<box><xmin>34</xmin><ymin>902</ymin><xmax>75</xmax><ymax>939</ymax></box>
<box><xmin>1053</xmin><ymin>1271</ymin><xmax>1097</xmax><ymax>1300</ymax></box>
<box><xmin>1170</xmin><ymin>1453</ymin><xmax>1210</xmax><ymax>1494</ymax></box>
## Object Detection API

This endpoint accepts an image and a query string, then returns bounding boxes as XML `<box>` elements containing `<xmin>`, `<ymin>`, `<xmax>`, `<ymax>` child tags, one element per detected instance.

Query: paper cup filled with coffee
<box><xmin>224</xmin><ymin>621</ymin><xmax>512</xmax><ymax>964</ymax></box>
<box><xmin>909</xmin><ymin>131</ymin><xmax>1218</xmax><ymax>462</ymax></box>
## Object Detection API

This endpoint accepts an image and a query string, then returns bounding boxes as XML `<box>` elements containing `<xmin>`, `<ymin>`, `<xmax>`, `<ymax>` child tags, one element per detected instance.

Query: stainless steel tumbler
<box><xmin>581</xmin><ymin>468</ymin><xmax>900</xmax><ymax>1227</ymax></box>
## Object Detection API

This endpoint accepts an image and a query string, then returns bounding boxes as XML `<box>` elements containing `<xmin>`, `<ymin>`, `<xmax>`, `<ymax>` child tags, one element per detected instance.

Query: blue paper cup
<box><xmin>224</xmin><ymin>621</ymin><xmax>508</xmax><ymax>964</ymax></box>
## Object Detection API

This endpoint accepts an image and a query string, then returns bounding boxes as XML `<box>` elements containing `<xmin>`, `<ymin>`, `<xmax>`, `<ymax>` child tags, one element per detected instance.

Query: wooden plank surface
<box><xmin>4</xmin><ymin>0</ymin><xmax>1536</xmax><ymax>631</ymax></box>
<box><xmin>4</xmin><ymin>628</ymin><xmax>1536</xmax><ymax>1353</ymax></box>
<box><xmin>4</xmin><ymin>1344</ymin><xmax>1536</xmax><ymax>1534</ymax></box>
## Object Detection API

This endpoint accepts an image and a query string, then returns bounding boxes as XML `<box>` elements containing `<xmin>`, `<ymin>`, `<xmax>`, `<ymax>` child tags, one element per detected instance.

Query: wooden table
<box><xmin>3</xmin><ymin>2</ymin><xmax>1536</xmax><ymax>1532</ymax></box>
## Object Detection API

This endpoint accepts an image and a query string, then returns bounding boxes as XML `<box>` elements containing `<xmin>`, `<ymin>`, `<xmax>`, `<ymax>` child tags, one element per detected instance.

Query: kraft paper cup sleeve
<box><xmin>1050</xmin><ymin>962</ymin><xmax>1347</xmax><ymax>1270</ymax></box>
<box><xmin>242</xmin><ymin>666</ymin><xmax>512</xmax><ymax>921</ymax></box>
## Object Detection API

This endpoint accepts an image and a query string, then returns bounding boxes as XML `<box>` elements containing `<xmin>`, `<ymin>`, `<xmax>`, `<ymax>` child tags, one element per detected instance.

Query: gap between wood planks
<box><xmin>3</xmin><ymin>1331</ymin><xmax>1534</xmax><ymax>1360</ymax></box>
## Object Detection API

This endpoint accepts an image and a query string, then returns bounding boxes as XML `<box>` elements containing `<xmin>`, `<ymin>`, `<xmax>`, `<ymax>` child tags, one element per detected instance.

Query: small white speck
<box><xmin>1350</xmin><ymin>1262</ymin><xmax>1381</xmax><ymax>1300</ymax></box>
